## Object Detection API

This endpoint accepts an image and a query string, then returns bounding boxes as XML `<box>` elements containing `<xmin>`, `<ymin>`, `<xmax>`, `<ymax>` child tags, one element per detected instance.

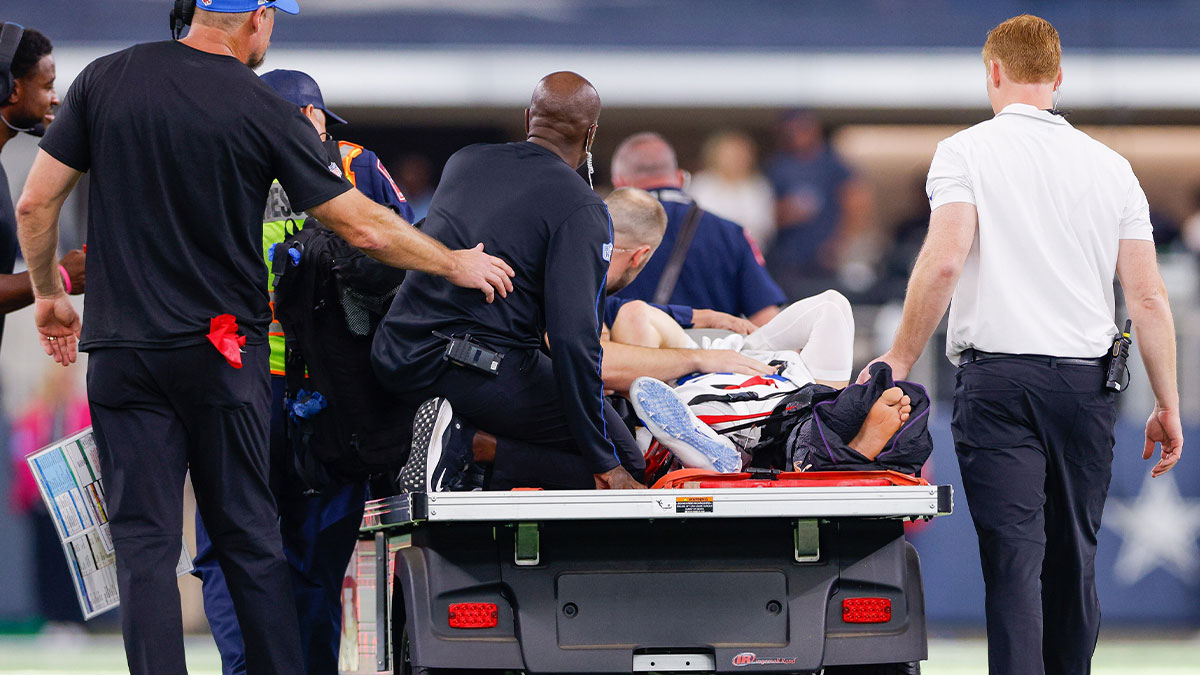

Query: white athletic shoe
<box><xmin>629</xmin><ymin>376</ymin><xmax>742</xmax><ymax>473</ymax></box>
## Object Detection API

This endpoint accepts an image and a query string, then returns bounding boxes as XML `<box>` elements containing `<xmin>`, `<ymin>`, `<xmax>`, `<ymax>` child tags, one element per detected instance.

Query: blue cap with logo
<box><xmin>195</xmin><ymin>0</ymin><xmax>301</xmax><ymax>14</ymax></box>
<box><xmin>259</xmin><ymin>69</ymin><xmax>348</xmax><ymax>125</ymax></box>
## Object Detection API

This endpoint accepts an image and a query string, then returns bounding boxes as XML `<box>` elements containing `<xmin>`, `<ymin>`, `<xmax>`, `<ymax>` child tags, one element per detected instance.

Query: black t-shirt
<box><xmin>371</xmin><ymin>141</ymin><xmax>619</xmax><ymax>472</ymax></box>
<box><xmin>0</xmin><ymin>162</ymin><xmax>18</xmax><ymax>348</ymax></box>
<box><xmin>39</xmin><ymin>41</ymin><xmax>352</xmax><ymax>350</ymax></box>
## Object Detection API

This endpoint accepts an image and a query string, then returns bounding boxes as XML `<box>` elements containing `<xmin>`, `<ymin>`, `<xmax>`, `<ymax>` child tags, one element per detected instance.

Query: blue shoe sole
<box><xmin>632</xmin><ymin>377</ymin><xmax>741</xmax><ymax>473</ymax></box>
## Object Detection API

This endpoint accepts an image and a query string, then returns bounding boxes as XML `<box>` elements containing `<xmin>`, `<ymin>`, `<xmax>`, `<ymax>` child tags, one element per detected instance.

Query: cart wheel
<box><xmin>398</xmin><ymin>624</ymin><xmax>416</xmax><ymax>675</ymax></box>
<box><xmin>823</xmin><ymin>662</ymin><xmax>920</xmax><ymax>675</ymax></box>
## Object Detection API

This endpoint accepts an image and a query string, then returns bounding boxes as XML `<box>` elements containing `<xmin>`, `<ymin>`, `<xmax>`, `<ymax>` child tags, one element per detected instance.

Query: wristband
<box><xmin>59</xmin><ymin>265</ymin><xmax>72</xmax><ymax>294</ymax></box>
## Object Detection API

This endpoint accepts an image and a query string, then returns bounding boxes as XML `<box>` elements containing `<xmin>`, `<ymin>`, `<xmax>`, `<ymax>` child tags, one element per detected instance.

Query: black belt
<box><xmin>958</xmin><ymin>348</ymin><xmax>1105</xmax><ymax>368</ymax></box>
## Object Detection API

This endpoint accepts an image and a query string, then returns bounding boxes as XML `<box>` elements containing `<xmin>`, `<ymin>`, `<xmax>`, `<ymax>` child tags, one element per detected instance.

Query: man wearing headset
<box><xmin>0</xmin><ymin>23</ymin><xmax>83</xmax><ymax>347</ymax></box>
<box><xmin>15</xmin><ymin>3</ymin><xmax>512</xmax><ymax>673</ymax></box>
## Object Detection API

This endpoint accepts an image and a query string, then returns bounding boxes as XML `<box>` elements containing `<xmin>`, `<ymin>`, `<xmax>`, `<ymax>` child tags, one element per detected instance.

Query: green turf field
<box><xmin>0</xmin><ymin>633</ymin><xmax>1196</xmax><ymax>673</ymax></box>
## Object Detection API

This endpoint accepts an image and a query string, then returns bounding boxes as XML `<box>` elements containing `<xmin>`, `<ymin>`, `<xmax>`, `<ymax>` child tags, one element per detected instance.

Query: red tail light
<box><xmin>448</xmin><ymin>602</ymin><xmax>498</xmax><ymax>629</ymax></box>
<box><xmin>842</xmin><ymin>597</ymin><xmax>891</xmax><ymax>624</ymax></box>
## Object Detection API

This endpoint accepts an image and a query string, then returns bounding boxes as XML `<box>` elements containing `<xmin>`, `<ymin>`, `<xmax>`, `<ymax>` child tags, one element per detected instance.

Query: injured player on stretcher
<box><xmin>614</xmin><ymin>293</ymin><xmax>918</xmax><ymax>475</ymax></box>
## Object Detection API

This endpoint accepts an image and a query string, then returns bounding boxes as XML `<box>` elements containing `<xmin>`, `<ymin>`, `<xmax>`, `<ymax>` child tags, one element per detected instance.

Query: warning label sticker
<box><xmin>676</xmin><ymin>496</ymin><xmax>714</xmax><ymax>514</ymax></box>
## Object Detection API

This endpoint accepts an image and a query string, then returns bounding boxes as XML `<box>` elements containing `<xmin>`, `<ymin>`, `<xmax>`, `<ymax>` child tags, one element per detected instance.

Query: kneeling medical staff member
<box><xmin>860</xmin><ymin>14</ymin><xmax>1182</xmax><ymax>675</ymax></box>
<box><xmin>373</xmin><ymin>72</ymin><xmax>643</xmax><ymax>490</ymax></box>
<box><xmin>15</xmin><ymin>2</ymin><xmax>512</xmax><ymax>673</ymax></box>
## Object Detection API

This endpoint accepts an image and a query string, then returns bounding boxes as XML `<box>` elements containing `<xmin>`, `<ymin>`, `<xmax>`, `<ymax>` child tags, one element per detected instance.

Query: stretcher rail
<box><xmin>361</xmin><ymin>483</ymin><xmax>952</xmax><ymax>532</ymax></box>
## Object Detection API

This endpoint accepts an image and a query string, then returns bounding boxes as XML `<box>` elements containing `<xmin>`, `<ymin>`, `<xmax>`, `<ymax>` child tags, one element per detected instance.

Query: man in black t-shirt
<box><xmin>0</xmin><ymin>25</ymin><xmax>84</xmax><ymax>348</ymax></box>
<box><xmin>14</xmin><ymin>4</ymin><xmax>512</xmax><ymax>674</ymax></box>
<box><xmin>373</xmin><ymin>72</ymin><xmax>644</xmax><ymax>491</ymax></box>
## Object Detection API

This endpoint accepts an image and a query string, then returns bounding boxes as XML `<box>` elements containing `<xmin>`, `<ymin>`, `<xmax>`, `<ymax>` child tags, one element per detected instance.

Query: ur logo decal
<box><xmin>732</xmin><ymin>652</ymin><xmax>798</xmax><ymax>667</ymax></box>
<box><xmin>602</xmin><ymin>242</ymin><xmax>613</xmax><ymax>261</ymax></box>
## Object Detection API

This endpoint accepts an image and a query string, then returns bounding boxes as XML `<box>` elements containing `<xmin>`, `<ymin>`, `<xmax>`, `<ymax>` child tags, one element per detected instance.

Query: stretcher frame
<box><xmin>362</xmin><ymin>483</ymin><xmax>951</xmax><ymax>532</ymax></box>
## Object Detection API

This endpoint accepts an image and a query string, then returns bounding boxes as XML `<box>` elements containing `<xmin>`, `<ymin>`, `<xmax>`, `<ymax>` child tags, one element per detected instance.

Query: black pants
<box><xmin>952</xmin><ymin>358</ymin><xmax>1116</xmax><ymax>675</ymax></box>
<box><xmin>88</xmin><ymin>344</ymin><xmax>303</xmax><ymax>675</ymax></box>
<box><xmin>413</xmin><ymin>348</ymin><xmax>644</xmax><ymax>489</ymax></box>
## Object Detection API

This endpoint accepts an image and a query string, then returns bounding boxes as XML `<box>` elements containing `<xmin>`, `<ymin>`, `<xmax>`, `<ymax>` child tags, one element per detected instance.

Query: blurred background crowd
<box><xmin>1</xmin><ymin>0</ymin><xmax>1198</xmax><ymax>655</ymax></box>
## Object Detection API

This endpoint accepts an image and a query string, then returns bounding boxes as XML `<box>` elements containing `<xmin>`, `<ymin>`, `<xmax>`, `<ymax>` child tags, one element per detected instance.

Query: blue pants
<box><xmin>952</xmin><ymin>357</ymin><xmax>1115</xmax><ymax>675</ymax></box>
<box><xmin>194</xmin><ymin>376</ymin><xmax>366</xmax><ymax>675</ymax></box>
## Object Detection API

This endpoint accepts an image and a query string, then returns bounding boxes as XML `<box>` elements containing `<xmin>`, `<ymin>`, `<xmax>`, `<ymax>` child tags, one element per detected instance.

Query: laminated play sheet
<box><xmin>26</xmin><ymin>427</ymin><xmax>192</xmax><ymax>619</ymax></box>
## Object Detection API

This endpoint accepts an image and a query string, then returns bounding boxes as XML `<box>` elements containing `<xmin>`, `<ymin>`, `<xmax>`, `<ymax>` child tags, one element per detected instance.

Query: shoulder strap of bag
<box><xmin>685</xmin><ymin>389</ymin><xmax>792</xmax><ymax>406</ymax></box>
<box><xmin>652</xmin><ymin>202</ymin><xmax>703</xmax><ymax>305</ymax></box>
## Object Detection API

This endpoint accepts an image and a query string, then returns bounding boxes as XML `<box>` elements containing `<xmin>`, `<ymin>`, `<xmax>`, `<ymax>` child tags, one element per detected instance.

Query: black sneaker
<box><xmin>396</xmin><ymin>398</ymin><xmax>482</xmax><ymax>493</ymax></box>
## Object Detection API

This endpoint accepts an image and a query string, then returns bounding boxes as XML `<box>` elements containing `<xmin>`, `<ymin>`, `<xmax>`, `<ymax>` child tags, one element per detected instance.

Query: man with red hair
<box><xmin>862</xmin><ymin>14</ymin><xmax>1183</xmax><ymax>674</ymax></box>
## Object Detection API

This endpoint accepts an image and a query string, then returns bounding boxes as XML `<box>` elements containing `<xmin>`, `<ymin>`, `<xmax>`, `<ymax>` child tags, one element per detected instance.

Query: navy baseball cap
<box><xmin>194</xmin><ymin>0</ymin><xmax>300</xmax><ymax>14</ymax></box>
<box><xmin>259</xmin><ymin>69</ymin><xmax>348</xmax><ymax>125</ymax></box>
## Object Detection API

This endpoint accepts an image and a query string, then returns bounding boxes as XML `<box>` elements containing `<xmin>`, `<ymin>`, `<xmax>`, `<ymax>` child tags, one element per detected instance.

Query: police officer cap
<box><xmin>259</xmin><ymin>69</ymin><xmax>348</xmax><ymax>125</ymax></box>
<box><xmin>194</xmin><ymin>0</ymin><xmax>300</xmax><ymax>14</ymax></box>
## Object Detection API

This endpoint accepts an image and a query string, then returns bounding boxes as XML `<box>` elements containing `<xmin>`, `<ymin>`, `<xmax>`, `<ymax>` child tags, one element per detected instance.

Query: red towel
<box><xmin>207</xmin><ymin>314</ymin><xmax>246</xmax><ymax>369</ymax></box>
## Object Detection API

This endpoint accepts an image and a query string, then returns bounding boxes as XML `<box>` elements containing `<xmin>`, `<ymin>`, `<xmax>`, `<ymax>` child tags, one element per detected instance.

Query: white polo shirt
<box><xmin>926</xmin><ymin>103</ymin><xmax>1154</xmax><ymax>363</ymax></box>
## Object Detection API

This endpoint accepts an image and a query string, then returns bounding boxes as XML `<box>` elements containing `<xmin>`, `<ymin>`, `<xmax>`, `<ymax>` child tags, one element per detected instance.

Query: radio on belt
<box><xmin>435</xmin><ymin>331</ymin><xmax>503</xmax><ymax>376</ymax></box>
<box><xmin>1104</xmin><ymin>319</ymin><xmax>1132</xmax><ymax>393</ymax></box>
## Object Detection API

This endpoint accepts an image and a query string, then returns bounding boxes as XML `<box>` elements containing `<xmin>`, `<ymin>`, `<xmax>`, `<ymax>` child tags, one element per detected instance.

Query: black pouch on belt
<box><xmin>1104</xmin><ymin>319</ymin><xmax>1133</xmax><ymax>393</ymax></box>
<box><xmin>434</xmin><ymin>331</ymin><xmax>504</xmax><ymax>376</ymax></box>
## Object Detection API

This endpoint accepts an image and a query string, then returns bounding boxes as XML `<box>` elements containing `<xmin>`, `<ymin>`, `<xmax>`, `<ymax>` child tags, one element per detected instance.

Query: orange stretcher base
<box><xmin>651</xmin><ymin>468</ymin><xmax>928</xmax><ymax>490</ymax></box>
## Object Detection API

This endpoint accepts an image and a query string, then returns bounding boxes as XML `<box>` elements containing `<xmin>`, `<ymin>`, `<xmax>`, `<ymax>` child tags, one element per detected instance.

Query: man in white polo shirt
<box><xmin>859</xmin><ymin>14</ymin><xmax>1183</xmax><ymax>675</ymax></box>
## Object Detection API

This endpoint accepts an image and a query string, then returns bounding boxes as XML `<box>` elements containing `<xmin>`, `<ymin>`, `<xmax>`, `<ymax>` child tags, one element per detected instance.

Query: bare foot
<box><xmin>848</xmin><ymin>387</ymin><xmax>912</xmax><ymax>460</ymax></box>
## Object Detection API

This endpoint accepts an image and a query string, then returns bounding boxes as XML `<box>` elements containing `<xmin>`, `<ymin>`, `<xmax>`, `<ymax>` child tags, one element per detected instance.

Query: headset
<box><xmin>170</xmin><ymin>0</ymin><xmax>196</xmax><ymax>40</ymax></box>
<box><xmin>0</xmin><ymin>22</ymin><xmax>23</xmax><ymax>103</ymax></box>
<box><xmin>0</xmin><ymin>21</ymin><xmax>44</xmax><ymax>136</ymax></box>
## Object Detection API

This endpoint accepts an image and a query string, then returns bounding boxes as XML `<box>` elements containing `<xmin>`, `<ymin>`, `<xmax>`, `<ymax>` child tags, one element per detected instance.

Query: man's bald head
<box><xmin>525</xmin><ymin>71</ymin><xmax>601</xmax><ymax>168</ymax></box>
<box><xmin>610</xmin><ymin>132</ymin><xmax>682</xmax><ymax>189</ymax></box>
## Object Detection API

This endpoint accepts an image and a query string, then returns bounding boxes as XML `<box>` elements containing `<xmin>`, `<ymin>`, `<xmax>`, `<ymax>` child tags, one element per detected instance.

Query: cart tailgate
<box><xmin>556</xmin><ymin>570</ymin><xmax>788</xmax><ymax>646</ymax></box>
